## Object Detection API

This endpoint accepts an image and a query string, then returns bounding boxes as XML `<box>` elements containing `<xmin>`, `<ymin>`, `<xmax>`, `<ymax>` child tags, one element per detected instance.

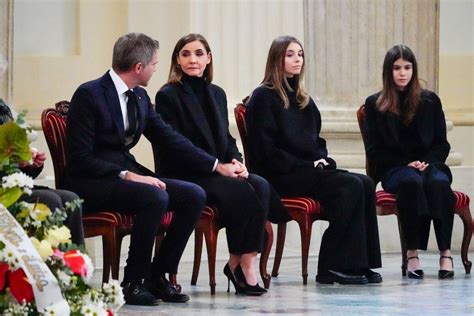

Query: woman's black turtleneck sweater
<box><xmin>246</xmin><ymin>78</ymin><xmax>328</xmax><ymax>178</ymax></box>
<box><xmin>182</xmin><ymin>74</ymin><xmax>219</xmax><ymax>138</ymax></box>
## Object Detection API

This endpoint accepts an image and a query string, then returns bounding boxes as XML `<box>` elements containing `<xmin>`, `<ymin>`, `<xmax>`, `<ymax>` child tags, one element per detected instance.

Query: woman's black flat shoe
<box><xmin>406</xmin><ymin>256</ymin><xmax>424</xmax><ymax>279</ymax></box>
<box><xmin>234</xmin><ymin>265</ymin><xmax>266</xmax><ymax>295</ymax></box>
<box><xmin>438</xmin><ymin>256</ymin><xmax>454</xmax><ymax>279</ymax></box>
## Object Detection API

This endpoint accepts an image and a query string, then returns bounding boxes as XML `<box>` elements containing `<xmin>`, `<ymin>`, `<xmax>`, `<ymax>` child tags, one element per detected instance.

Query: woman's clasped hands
<box><xmin>408</xmin><ymin>160</ymin><xmax>429</xmax><ymax>171</ymax></box>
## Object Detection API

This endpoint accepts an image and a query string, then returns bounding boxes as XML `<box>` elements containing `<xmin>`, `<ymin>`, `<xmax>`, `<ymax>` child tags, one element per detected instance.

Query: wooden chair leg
<box><xmin>191</xmin><ymin>223</ymin><xmax>205</xmax><ymax>285</ymax></box>
<box><xmin>456</xmin><ymin>206</ymin><xmax>473</xmax><ymax>274</ymax></box>
<box><xmin>101</xmin><ymin>229</ymin><xmax>116</xmax><ymax>283</ymax></box>
<box><xmin>260</xmin><ymin>221</ymin><xmax>273</xmax><ymax>289</ymax></box>
<box><xmin>271</xmin><ymin>222</ymin><xmax>287</xmax><ymax>277</ymax></box>
<box><xmin>111</xmin><ymin>230</ymin><xmax>126</xmax><ymax>282</ymax></box>
<box><xmin>203</xmin><ymin>219</ymin><xmax>219</xmax><ymax>295</ymax></box>
<box><xmin>297</xmin><ymin>215</ymin><xmax>313</xmax><ymax>285</ymax></box>
<box><xmin>154</xmin><ymin>234</ymin><xmax>165</xmax><ymax>257</ymax></box>
<box><xmin>395</xmin><ymin>216</ymin><xmax>407</xmax><ymax>276</ymax></box>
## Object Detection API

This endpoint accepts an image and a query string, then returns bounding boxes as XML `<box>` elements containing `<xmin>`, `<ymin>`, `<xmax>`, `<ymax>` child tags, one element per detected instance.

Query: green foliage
<box><xmin>0</xmin><ymin>186</ymin><xmax>23</xmax><ymax>208</ymax></box>
<box><xmin>0</xmin><ymin>122</ymin><xmax>31</xmax><ymax>165</ymax></box>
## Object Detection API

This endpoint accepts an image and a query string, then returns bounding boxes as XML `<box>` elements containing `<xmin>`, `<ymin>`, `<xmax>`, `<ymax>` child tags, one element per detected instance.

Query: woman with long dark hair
<box><xmin>154</xmin><ymin>33</ymin><xmax>287</xmax><ymax>295</ymax></box>
<box><xmin>246</xmin><ymin>36</ymin><xmax>382</xmax><ymax>285</ymax></box>
<box><xmin>365</xmin><ymin>45</ymin><xmax>455</xmax><ymax>279</ymax></box>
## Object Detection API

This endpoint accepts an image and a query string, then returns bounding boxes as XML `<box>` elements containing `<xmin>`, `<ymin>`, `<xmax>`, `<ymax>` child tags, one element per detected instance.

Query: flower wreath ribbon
<box><xmin>0</xmin><ymin>205</ymin><xmax>70</xmax><ymax>314</ymax></box>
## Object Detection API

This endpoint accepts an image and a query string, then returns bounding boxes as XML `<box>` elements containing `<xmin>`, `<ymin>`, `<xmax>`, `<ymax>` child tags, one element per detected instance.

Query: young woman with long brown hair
<box><xmin>246</xmin><ymin>36</ymin><xmax>382</xmax><ymax>285</ymax></box>
<box><xmin>365</xmin><ymin>45</ymin><xmax>455</xmax><ymax>279</ymax></box>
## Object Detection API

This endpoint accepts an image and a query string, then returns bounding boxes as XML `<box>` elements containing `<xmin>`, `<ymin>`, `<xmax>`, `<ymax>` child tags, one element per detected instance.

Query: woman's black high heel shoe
<box><xmin>223</xmin><ymin>263</ymin><xmax>246</xmax><ymax>294</ymax></box>
<box><xmin>438</xmin><ymin>256</ymin><xmax>454</xmax><ymax>279</ymax></box>
<box><xmin>234</xmin><ymin>265</ymin><xmax>266</xmax><ymax>295</ymax></box>
<box><xmin>406</xmin><ymin>256</ymin><xmax>424</xmax><ymax>279</ymax></box>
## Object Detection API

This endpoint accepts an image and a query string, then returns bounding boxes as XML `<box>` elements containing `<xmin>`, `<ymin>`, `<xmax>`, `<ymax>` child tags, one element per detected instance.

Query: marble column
<box><xmin>184</xmin><ymin>0</ymin><xmax>305</xmax><ymax>106</ymax></box>
<box><xmin>303</xmin><ymin>0</ymin><xmax>461</xmax><ymax>167</ymax></box>
<box><xmin>0</xmin><ymin>0</ymin><xmax>13</xmax><ymax>102</ymax></box>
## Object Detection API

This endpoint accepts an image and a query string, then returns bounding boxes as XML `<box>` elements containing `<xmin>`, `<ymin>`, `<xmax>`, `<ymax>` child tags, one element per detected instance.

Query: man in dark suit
<box><xmin>65</xmin><ymin>33</ymin><xmax>238</xmax><ymax>306</ymax></box>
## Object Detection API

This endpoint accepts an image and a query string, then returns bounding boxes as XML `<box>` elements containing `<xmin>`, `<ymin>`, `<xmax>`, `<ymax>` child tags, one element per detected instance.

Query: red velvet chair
<box><xmin>234</xmin><ymin>102</ymin><xmax>326</xmax><ymax>285</ymax></box>
<box><xmin>41</xmin><ymin>101</ymin><xmax>176</xmax><ymax>285</ymax></box>
<box><xmin>357</xmin><ymin>104</ymin><xmax>472</xmax><ymax>275</ymax></box>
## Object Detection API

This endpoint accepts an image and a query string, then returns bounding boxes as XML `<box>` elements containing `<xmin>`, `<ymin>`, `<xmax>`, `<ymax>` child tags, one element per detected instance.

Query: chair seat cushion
<box><xmin>453</xmin><ymin>191</ymin><xmax>470</xmax><ymax>209</ymax></box>
<box><xmin>160</xmin><ymin>211</ymin><xmax>174</xmax><ymax>227</ymax></box>
<box><xmin>281</xmin><ymin>197</ymin><xmax>321</xmax><ymax>214</ymax></box>
<box><xmin>376</xmin><ymin>190</ymin><xmax>470</xmax><ymax>210</ymax></box>
<box><xmin>200</xmin><ymin>206</ymin><xmax>218</xmax><ymax>220</ymax></box>
<box><xmin>83</xmin><ymin>211</ymin><xmax>173</xmax><ymax>228</ymax></box>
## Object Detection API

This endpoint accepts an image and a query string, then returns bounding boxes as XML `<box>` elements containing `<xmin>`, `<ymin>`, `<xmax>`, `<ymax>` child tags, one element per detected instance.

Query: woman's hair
<box><xmin>168</xmin><ymin>33</ymin><xmax>213</xmax><ymax>84</ymax></box>
<box><xmin>376</xmin><ymin>45</ymin><xmax>422</xmax><ymax>123</ymax></box>
<box><xmin>261</xmin><ymin>36</ymin><xmax>309</xmax><ymax>109</ymax></box>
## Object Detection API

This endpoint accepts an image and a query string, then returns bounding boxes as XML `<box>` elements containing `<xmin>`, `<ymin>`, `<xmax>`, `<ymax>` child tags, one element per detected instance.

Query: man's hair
<box><xmin>112</xmin><ymin>33</ymin><xmax>159</xmax><ymax>73</ymax></box>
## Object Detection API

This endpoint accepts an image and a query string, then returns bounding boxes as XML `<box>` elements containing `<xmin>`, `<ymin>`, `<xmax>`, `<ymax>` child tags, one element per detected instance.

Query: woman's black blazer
<box><xmin>154</xmin><ymin>81</ymin><xmax>241</xmax><ymax>177</ymax></box>
<box><xmin>364</xmin><ymin>90</ymin><xmax>451</xmax><ymax>183</ymax></box>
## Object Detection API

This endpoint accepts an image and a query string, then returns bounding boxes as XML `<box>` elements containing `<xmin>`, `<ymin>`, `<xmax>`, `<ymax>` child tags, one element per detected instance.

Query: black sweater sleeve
<box><xmin>420</xmin><ymin>92</ymin><xmax>450</xmax><ymax>163</ymax></box>
<box><xmin>215</xmin><ymin>88</ymin><xmax>242</xmax><ymax>163</ymax></box>
<box><xmin>246</xmin><ymin>87</ymin><xmax>313</xmax><ymax>175</ymax></box>
<box><xmin>365</xmin><ymin>95</ymin><xmax>411</xmax><ymax>177</ymax></box>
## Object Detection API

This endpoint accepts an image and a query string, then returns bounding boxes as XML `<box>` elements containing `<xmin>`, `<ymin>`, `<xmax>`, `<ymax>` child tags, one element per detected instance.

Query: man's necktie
<box><xmin>125</xmin><ymin>90</ymin><xmax>138</xmax><ymax>137</ymax></box>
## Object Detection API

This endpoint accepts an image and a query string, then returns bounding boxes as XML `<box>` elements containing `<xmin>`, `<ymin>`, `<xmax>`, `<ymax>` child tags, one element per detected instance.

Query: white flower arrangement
<box><xmin>1</xmin><ymin>246</ymin><xmax>20</xmax><ymax>270</ymax></box>
<box><xmin>0</xmin><ymin>119</ymin><xmax>124</xmax><ymax>315</ymax></box>
<box><xmin>2</xmin><ymin>172</ymin><xmax>34</xmax><ymax>195</ymax></box>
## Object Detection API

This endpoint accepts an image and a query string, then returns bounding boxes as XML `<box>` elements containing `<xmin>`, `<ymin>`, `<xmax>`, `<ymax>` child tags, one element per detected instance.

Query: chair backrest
<box><xmin>356</xmin><ymin>104</ymin><xmax>377</xmax><ymax>182</ymax></box>
<box><xmin>41</xmin><ymin>100</ymin><xmax>70</xmax><ymax>189</ymax></box>
<box><xmin>234</xmin><ymin>101</ymin><xmax>251</xmax><ymax>167</ymax></box>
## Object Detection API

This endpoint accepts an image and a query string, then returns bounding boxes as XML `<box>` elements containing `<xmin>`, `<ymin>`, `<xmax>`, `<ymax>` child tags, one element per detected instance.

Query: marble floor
<box><xmin>90</xmin><ymin>252</ymin><xmax>474</xmax><ymax>315</ymax></box>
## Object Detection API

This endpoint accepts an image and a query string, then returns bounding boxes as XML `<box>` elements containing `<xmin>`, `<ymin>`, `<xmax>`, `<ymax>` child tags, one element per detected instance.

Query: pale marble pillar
<box><xmin>303</xmin><ymin>0</ymin><xmax>461</xmax><ymax>167</ymax></box>
<box><xmin>183</xmin><ymin>0</ymin><xmax>305</xmax><ymax>107</ymax></box>
<box><xmin>304</xmin><ymin>0</ymin><xmax>439</xmax><ymax>114</ymax></box>
<box><xmin>0</xmin><ymin>0</ymin><xmax>13</xmax><ymax>102</ymax></box>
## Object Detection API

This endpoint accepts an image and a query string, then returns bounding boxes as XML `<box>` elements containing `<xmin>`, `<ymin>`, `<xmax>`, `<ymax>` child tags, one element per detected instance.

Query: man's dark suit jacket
<box><xmin>154</xmin><ymin>81</ymin><xmax>240</xmax><ymax>178</ymax></box>
<box><xmin>65</xmin><ymin>72</ymin><xmax>216</xmax><ymax>210</ymax></box>
<box><xmin>365</xmin><ymin>90</ymin><xmax>451</xmax><ymax>184</ymax></box>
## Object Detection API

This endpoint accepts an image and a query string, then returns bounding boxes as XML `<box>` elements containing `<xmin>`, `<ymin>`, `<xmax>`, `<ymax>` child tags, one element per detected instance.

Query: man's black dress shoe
<box><xmin>364</xmin><ymin>269</ymin><xmax>383</xmax><ymax>283</ymax></box>
<box><xmin>122</xmin><ymin>280</ymin><xmax>160</xmax><ymax>306</ymax></box>
<box><xmin>149</xmin><ymin>276</ymin><xmax>189</xmax><ymax>303</ymax></box>
<box><xmin>316</xmin><ymin>270</ymin><xmax>368</xmax><ymax>285</ymax></box>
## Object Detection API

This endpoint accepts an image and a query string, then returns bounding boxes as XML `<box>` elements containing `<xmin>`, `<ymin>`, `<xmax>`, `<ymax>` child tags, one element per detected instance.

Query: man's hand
<box><xmin>407</xmin><ymin>160</ymin><xmax>429</xmax><ymax>171</ymax></box>
<box><xmin>124</xmin><ymin>171</ymin><xmax>166</xmax><ymax>190</ymax></box>
<box><xmin>215</xmin><ymin>162</ymin><xmax>239</xmax><ymax>178</ymax></box>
